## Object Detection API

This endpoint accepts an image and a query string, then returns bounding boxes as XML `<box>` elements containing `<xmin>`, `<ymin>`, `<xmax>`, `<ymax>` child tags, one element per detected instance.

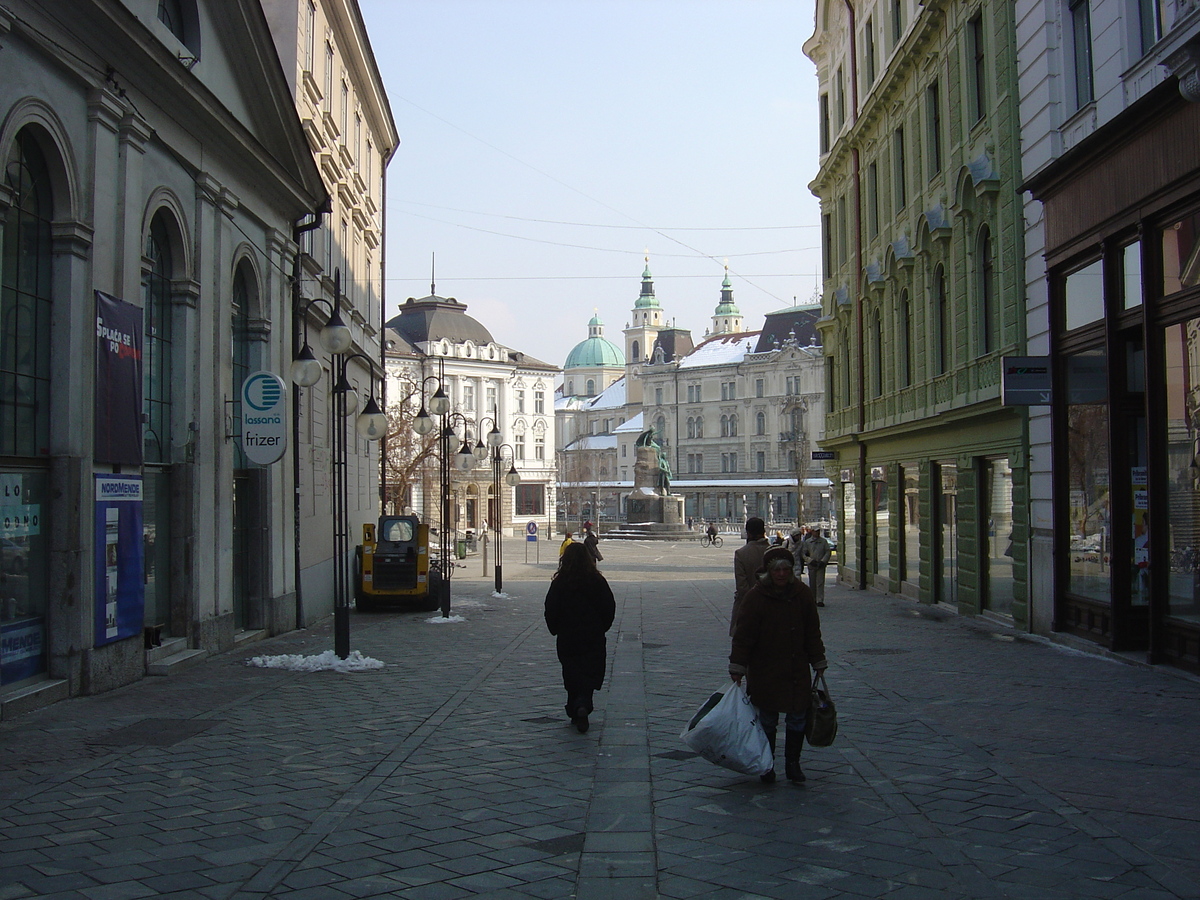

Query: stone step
<box><xmin>146</xmin><ymin>648</ymin><xmax>208</xmax><ymax>677</ymax></box>
<box><xmin>145</xmin><ymin>636</ymin><xmax>187</xmax><ymax>665</ymax></box>
<box><xmin>0</xmin><ymin>678</ymin><xmax>69</xmax><ymax>721</ymax></box>
<box><xmin>233</xmin><ymin>629</ymin><xmax>267</xmax><ymax>648</ymax></box>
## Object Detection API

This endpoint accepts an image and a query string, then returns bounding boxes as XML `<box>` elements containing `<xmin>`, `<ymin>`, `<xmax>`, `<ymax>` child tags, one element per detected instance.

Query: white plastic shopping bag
<box><xmin>680</xmin><ymin>681</ymin><xmax>773</xmax><ymax>776</ymax></box>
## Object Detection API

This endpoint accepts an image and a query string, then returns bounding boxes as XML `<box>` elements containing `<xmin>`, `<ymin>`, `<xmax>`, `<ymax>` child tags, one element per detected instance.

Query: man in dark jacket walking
<box><xmin>731</xmin><ymin>517</ymin><xmax>770</xmax><ymax>635</ymax></box>
<box><xmin>581</xmin><ymin>521</ymin><xmax>603</xmax><ymax>562</ymax></box>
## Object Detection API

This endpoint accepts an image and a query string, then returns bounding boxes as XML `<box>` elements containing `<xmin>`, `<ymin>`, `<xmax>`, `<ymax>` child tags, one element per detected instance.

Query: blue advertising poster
<box><xmin>94</xmin><ymin>476</ymin><xmax>144</xmax><ymax>646</ymax></box>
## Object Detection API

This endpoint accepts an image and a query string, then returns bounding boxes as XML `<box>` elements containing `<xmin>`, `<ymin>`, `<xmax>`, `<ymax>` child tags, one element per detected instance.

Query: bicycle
<box><xmin>699</xmin><ymin>533</ymin><xmax>723</xmax><ymax>548</ymax></box>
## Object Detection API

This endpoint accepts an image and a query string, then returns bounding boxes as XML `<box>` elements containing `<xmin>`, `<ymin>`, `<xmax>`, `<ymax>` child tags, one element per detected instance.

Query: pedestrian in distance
<box><xmin>582</xmin><ymin>521</ymin><xmax>603</xmax><ymax>562</ymax></box>
<box><xmin>730</xmin><ymin>516</ymin><xmax>771</xmax><ymax>636</ymax></box>
<box><xmin>784</xmin><ymin>527</ymin><xmax>806</xmax><ymax>579</ymax></box>
<box><xmin>799</xmin><ymin>528</ymin><xmax>833</xmax><ymax>607</ymax></box>
<box><xmin>559</xmin><ymin>532</ymin><xmax>574</xmax><ymax>558</ymax></box>
<box><xmin>544</xmin><ymin>541</ymin><xmax>616</xmax><ymax>734</ymax></box>
<box><xmin>729</xmin><ymin>546</ymin><xmax>828</xmax><ymax>785</ymax></box>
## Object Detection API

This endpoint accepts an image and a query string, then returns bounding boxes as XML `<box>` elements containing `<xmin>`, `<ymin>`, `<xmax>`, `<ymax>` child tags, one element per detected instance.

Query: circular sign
<box><xmin>241</xmin><ymin>371</ymin><xmax>287</xmax><ymax>466</ymax></box>
<box><xmin>526</xmin><ymin>521</ymin><xmax>538</xmax><ymax>535</ymax></box>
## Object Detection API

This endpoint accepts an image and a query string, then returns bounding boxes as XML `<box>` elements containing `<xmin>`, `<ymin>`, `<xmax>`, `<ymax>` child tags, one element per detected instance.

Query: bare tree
<box><xmin>383</xmin><ymin>380</ymin><xmax>439</xmax><ymax>515</ymax></box>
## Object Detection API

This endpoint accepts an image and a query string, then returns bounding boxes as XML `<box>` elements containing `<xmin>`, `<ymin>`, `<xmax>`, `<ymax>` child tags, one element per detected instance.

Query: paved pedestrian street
<box><xmin>3</xmin><ymin>540</ymin><xmax>1200</xmax><ymax>900</ymax></box>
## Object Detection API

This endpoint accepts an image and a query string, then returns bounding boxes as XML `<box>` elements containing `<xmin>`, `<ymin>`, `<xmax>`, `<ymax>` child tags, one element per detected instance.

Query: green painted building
<box><xmin>803</xmin><ymin>0</ymin><xmax>1028</xmax><ymax>625</ymax></box>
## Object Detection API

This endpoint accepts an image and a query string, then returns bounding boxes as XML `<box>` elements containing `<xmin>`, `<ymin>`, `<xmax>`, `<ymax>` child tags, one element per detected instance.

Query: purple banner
<box><xmin>94</xmin><ymin>291</ymin><xmax>143</xmax><ymax>465</ymax></box>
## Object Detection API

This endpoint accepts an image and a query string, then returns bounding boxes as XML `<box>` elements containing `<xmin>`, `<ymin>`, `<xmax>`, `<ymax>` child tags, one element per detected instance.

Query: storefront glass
<box><xmin>902</xmin><ymin>465</ymin><xmax>920</xmax><ymax>585</ymax></box>
<box><xmin>1</xmin><ymin>471</ymin><xmax>48</xmax><ymax>687</ymax></box>
<box><xmin>841</xmin><ymin>479</ymin><xmax>857</xmax><ymax>576</ymax></box>
<box><xmin>873</xmin><ymin>476</ymin><xmax>889</xmax><ymax>578</ymax></box>
<box><xmin>1065</xmin><ymin>259</ymin><xmax>1104</xmax><ymax>331</ymax></box>
<box><xmin>1066</xmin><ymin>350</ymin><xmax>1111</xmax><ymax>603</ymax></box>
<box><xmin>983</xmin><ymin>457</ymin><xmax>1014</xmax><ymax>616</ymax></box>
<box><xmin>1164</xmin><ymin>319</ymin><xmax>1200</xmax><ymax>624</ymax></box>
<box><xmin>1163</xmin><ymin>212</ymin><xmax>1200</xmax><ymax>296</ymax></box>
<box><xmin>939</xmin><ymin>464</ymin><xmax>957</xmax><ymax>605</ymax></box>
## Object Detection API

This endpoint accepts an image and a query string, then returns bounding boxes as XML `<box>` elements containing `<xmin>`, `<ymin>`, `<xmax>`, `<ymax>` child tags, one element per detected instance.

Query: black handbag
<box><xmin>805</xmin><ymin>672</ymin><xmax>837</xmax><ymax>747</ymax></box>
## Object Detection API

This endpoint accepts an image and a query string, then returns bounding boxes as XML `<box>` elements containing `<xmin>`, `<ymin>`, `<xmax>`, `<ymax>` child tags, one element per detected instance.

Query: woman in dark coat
<box><xmin>729</xmin><ymin>546</ymin><xmax>827</xmax><ymax>783</ymax></box>
<box><xmin>545</xmin><ymin>541</ymin><xmax>616</xmax><ymax>733</ymax></box>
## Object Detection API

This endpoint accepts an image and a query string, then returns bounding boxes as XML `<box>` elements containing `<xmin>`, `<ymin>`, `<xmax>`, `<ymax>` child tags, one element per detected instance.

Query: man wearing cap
<box><xmin>729</xmin><ymin>545</ymin><xmax>827</xmax><ymax>784</ymax></box>
<box><xmin>731</xmin><ymin>516</ymin><xmax>771</xmax><ymax>636</ymax></box>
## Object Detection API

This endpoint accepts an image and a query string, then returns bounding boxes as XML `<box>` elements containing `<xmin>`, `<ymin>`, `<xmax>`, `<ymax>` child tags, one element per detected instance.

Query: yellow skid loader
<box><xmin>354</xmin><ymin>515</ymin><xmax>439</xmax><ymax>611</ymax></box>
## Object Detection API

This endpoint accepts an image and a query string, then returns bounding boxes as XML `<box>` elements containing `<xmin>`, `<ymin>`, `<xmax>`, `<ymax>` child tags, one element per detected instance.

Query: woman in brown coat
<box><xmin>729</xmin><ymin>546</ymin><xmax>827</xmax><ymax>784</ymax></box>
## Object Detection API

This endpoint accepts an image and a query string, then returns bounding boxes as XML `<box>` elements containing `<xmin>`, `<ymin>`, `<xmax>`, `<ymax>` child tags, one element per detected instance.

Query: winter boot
<box><xmin>784</xmin><ymin>729</ymin><xmax>806</xmax><ymax>783</ymax></box>
<box><xmin>760</xmin><ymin>727</ymin><xmax>778</xmax><ymax>784</ymax></box>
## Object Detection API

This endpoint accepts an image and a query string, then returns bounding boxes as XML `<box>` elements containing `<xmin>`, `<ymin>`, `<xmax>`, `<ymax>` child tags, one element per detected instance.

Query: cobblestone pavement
<box><xmin>2</xmin><ymin>539</ymin><xmax>1200</xmax><ymax>899</ymax></box>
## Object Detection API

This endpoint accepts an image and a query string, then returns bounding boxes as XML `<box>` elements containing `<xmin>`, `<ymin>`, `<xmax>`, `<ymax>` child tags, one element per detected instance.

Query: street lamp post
<box><xmin>470</xmin><ymin>411</ymin><xmax>520</xmax><ymax>594</ymax></box>
<box><xmin>290</xmin><ymin>268</ymin><xmax>386</xmax><ymax>659</ymax></box>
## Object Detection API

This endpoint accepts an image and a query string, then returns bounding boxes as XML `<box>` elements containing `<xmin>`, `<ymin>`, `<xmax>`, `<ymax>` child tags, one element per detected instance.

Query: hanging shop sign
<box><xmin>241</xmin><ymin>371</ymin><xmax>288</xmax><ymax>465</ymax></box>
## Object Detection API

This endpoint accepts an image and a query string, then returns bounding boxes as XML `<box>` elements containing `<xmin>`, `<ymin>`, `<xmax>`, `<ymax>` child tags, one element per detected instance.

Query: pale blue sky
<box><xmin>359</xmin><ymin>0</ymin><xmax>821</xmax><ymax>368</ymax></box>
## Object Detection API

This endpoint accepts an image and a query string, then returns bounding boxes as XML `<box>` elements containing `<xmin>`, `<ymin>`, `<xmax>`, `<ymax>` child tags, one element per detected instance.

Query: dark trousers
<box><xmin>759</xmin><ymin>709</ymin><xmax>807</xmax><ymax>753</ymax></box>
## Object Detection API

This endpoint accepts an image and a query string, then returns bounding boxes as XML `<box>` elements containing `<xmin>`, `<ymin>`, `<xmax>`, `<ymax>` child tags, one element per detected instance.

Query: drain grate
<box><xmin>91</xmin><ymin>718</ymin><xmax>218</xmax><ymax>747</ymax></box>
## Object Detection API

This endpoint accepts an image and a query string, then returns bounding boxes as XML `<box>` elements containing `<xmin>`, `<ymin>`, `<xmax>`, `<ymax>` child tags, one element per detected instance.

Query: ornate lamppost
<box><xmin>471</xmin><ymin>411</ymin><xmax>520</xmax><ymax>593</ymax></box>
<box><xmin>290</xmin><ymin>269</ymin><xmax>386</xmax><ymax>658</ymax></box>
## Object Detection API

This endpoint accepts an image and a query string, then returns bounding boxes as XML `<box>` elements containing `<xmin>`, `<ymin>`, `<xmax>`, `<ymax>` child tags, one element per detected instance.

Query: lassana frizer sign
<box><xmin>241</xmin><ymin>371</ymin><xmax>287</xmax><ymax>465</ymax></box>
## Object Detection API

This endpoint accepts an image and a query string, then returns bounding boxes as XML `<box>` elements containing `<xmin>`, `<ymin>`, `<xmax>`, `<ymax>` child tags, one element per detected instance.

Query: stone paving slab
<box><xmin>2</xmin><ymin>540</ymin><xmax>1200</xmax><ymax>898</ymax></box>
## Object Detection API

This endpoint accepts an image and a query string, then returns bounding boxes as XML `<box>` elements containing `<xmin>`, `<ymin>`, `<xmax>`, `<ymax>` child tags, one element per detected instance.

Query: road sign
<box><xmin>526</xmin><ymin>521</ymin><xmax>538</xmax><ymax>541</ymax></box>
<box><xmin>812</xmin><ymin>451</ymin><xmax>836</xmax><ymax>461</ymax></box>
<box><xmin>1001</xmin><ymin>356</ymin><xmax>1052</xmax><ymax>406</ymax></box>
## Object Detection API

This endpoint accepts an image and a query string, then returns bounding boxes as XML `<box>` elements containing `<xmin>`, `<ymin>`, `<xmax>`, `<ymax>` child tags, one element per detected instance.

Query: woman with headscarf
<box><xmin>729</xmin><ymin>546</ymin><xmax>828</xmax><ymax>784</ymax></box>
<box><xmin>544</xmin><ymin>541</ymin><xmax>616</xmax><ymax>734</ymax></box>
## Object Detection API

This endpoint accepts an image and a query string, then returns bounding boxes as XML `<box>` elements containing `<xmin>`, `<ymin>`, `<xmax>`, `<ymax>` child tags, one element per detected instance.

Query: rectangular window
<box><xmin>968</xmin><ymin>14</ymin><xmax>986</xmax><ymax>122</ymax></box>
<box><xmin>822</xmin><ymin>212</ymin><xmax>834</xmax><ymax>277</ymax></box>
<box><xmin>867</xmin><ymin>161</ymin><xmax>879</xmax><ymax>238</ymax></box>
<box><xmin>902</xmin><ymin>465</ymin><xmax>920</xmax><ymax>585</ymax></box>
<box><xmin>893</xmin><ymin>127</ymin><xmax>906</xmax><ymax>210</ymax></box>
<box><xmin>926</xmin><ymin>81</ymin><xmax>942</xmax><ymax>178</ymax></box>
<box><xmin>341</xmin><ymin>80</ymin><xmax>349</xmax><ymax>137</ymax></box>
<box><xmin>837</xmin><ymin>195</ymin><xmax>848</xmax><ymax>268</ymax></box>
<box><xmin>755</xmin><ymin>378</ymin><xmax>764</xmax><ymax>398</ymax></box>
<box><xmin>1139</xmin><ymin>0</ymin><xmax>1165</xmax><ymax>56</ymax></box>
<box><xmin>836</xmin><ymin>66</ymin><xmax>846</xmax><ymax>129</ymax></box>
<box><xmin>1064</xmin><ymin>259</ymin><xmax>1104</xmax><ymax>332</ymax></box>
<box><xmin>486</xmin><ymin>384</ymin><xmax>497</xmax><ymax>413</ymax></box>
<box><xmin>1065</xmin><ymin>350</ymin><xmax>1110</xmax><ymax>603</ymax></box>
<box><xmin>819</xmin><ymin>93</ymin><xmax>830</xmax><ymax>153</ymax></box>
<box><xmin>864</xmin><ymin>17</ymin><xmax>876</xmax><ymax>86</ymax></box>
<box><xmin>655</xmin><ymin>387</ymin><xmax>663</xmax><ymax>405</ymax></box>
<box><xmin>535</xmin><ymin>435</ymin><xmax>545</xmax><ymax>460</ymax></box>
<box><xmin>515</xmin><ymin>433</ymin><xmax>525</xmax><ymax>460</ymax></box>
<box><xmin>324</xmin><ymin>41</ymin><xmax>333</xmax><ymax>111</ymax></box>
<box><xmin>305</xmin><ymin>0</ymin><xmax>316</xmax><ymax>71</ymax></box>
<box><xmin>516</xmin><ymin>389</ymin><xmax>525</xmax><ymax>413</ymax></box>
<box><xmin>729</xmin><ymin>452</ymin><xmax>737</xmax><ymax>473</ymax></box>
<box><xmin>1123</xmin><ymin>241</ymin><xmax>1143</xmax><ymax>310</ymax></box>
<box><xmin>463</xmin><ymin>384</ymin><xmax>475</xmax><ymax>411</ymax></box>
<box><xmin>891</xmin><ymin>0</ymin><xmax>903</xmax><ymax>47</ymax></box>
<box><xmin>535</xmin><ymin>390</ymin><xmax>545</xmax><ymax>414</ymax></box>
<box><xmin>1162</xmin><ymin>211</ymin><xmax>1200</xmax><ymax>296</ymax></box>
<box><xmin>515</xmin><ymin>483</ymin><xmax>544</xmax><ymax>516</ymax></box>
<box><xmin>1165</xmin><ymin>319</ymin><xmax>1200</xmax><ymax>621</ymax></box>
<box><xmin>757</xmin><ymin>451</ymin><xmax>766</xmax><ymax>473</ymax></box>
<box><xmin>1070</xmin><ymin>0</ymin><xmax>1094</xmax><ymax>109</ymax></box>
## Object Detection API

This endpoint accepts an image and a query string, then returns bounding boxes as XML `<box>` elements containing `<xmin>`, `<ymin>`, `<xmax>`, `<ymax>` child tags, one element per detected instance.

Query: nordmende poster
<box><xmin>94</xmin><ymin>291</ymin><xmax>143</xmax><ymax>465</ymax></box>
<box><xmin>94</xmin><ymin>475</ymin><xmax>144</xmax><ymax>647</ymax></box>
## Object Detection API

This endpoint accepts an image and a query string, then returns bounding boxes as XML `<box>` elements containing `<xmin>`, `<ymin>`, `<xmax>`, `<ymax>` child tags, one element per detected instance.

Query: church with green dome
<box><xmin>562</xmin><ymin>313</ymin><xmax>625</xmax><ymax>398</ymax></box>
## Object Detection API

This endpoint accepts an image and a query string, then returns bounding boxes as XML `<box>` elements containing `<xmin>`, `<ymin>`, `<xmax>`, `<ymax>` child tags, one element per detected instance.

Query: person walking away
<box><xmin>559</xmin><ymin>532</ymin><xmax>574</xmax><ymax>558</ymax></box>
<box><xmin>582</xmin><ymin>521</ymin><xmax>603</xmax><ymax>562</ymax></box>
<box><xmin>731</xmin><ymin>516</ymin><xmax>771</xmax><ymax>635</ymax></box>
<box><xmin>800</xmin><ymin>528</ymin><xmax>832</xmax><ymax>607</ymax></box>
<box><xmin>729</xmin><ymin>546</ymin><xmax>827</xmax><ymax>784</ymax></box>
<box><xmin>544</xmin><ymin>542</ymin><xmax>616</xmax><ymax>734</ymax></box>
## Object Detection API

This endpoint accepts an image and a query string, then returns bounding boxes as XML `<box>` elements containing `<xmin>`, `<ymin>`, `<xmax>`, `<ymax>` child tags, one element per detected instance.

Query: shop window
<box><xmin>873</xmin><ymin>473</ymin><xmax>889</xmax><ymax>579</ymax></box>
<box><xmin>983</xmin><ymin>457</ymin><xmax>1014</xmax><ymax>617</ymax></box>
<box><xmin>1123</xmin><ymin>241</ymin><xmax>1143</xmax><ymax>309</ymax></box>
<box><xmin>515</xmin><ymin>484</ymin><xmax>544</xmax><ymax>517</ymax></box>
<box><xmin>1064</xmin><ymin>259</ymin><xmax>1104</xmax><ymax>332</ymax></box>
<box><xmin>902</xmin><ymin>465</ymin><xmax>920</xmax><ymax>585</ymax></box>
<box><xmin>1164</xmin><ymin>320</ymin><xmax>1200</xmax><ymax>624</ymax></box>
<box><xmin>939</xmin><ymin>463</ymin><xmax>958</xmax><ymax>605</ymax></box>
<box><xmin>0</xmin><ymin>471</ymin><xmax>48</xmax><ymax>685</ymax></box>
<box><xmin>1065</xmin><ymin>350</ymin><xmax>1110</xmax><ymax>603</ymax></box>
<box><xmin>841</xmin><ymin>479</ymin><xmax>858</xmax><ymax>575</ymax></box>
<box><xmin>1162</xmin><ymin>211</ymin><xmax>1200</xmax><ymax>296</ymax></box>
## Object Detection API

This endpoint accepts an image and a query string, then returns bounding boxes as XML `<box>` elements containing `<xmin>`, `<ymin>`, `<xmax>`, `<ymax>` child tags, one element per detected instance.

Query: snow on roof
<box><xmin>678</xmin><ymin>333</ymin><xmax>759</xmax><ymax>370</ymax></box>
<box><xmin>584</xmin><ymin>377</ymin><xmax>626</xmax><ymax>410</ymax></box>
<box><xmin>564</xmin><ymin>434</ymin><xmax>618</xmax><ymax>451</ymax></box>
<box><xmin>614</xmin><ymin>412</ymin><xmax>644</xmax><ymax>433</ymax></box>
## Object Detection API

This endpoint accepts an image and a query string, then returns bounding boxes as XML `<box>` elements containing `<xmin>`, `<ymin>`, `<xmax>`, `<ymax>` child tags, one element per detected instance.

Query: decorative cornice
<box><xmin>51</xmin><ymin>220</ymin><xmax>93</xmax><ymax>260</ymax></box>
<box><xmin>1165</xmin><ymin>35</ymin><xmax>1200</xmax><ymax>103</ymax></box>
<box><xmin>172</xmin><ymin>278</ymin><xmax>201</xmax><ymax>308</ymax></box>
<box><xmin>87</xmin><ymin>87</ymin><xmax>126</xmax><ymax>135</ymax></box>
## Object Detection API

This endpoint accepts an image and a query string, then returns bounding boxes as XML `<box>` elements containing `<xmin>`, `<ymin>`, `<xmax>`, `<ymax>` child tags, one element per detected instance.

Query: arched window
<box><xmin>143</xmin><ymin>214</ymin><xmax>175</xmax><ymax>463</ymax></box>
<box><xmin>158</xmin><ymin>0</ymin><xmax>186</xmax><ymax>41</ymax></box>
<box><xmin>696</xmin><ymin>416</ymin><xmax>704</xmax><ymax>438</ymax></box>
<box><xmin>899</xmin><ymin>289</ymin><xmax>911</xmax><ymax>388</ymax></box>
<box><xmin>1</xmin><ymin>129</ymin><xmax>53</xmax><ymax>457</ymax></box>
<box><xmin>687</xmin><ymin>417</ymin><xmax>695</xmax><ymax>439</ymax></box>
<box><xmin>586</xmin><ymin>378</ymin><xmax>595</xmax><ymax>395</ymax></box>
<box><xmin>729</xmin><ymin>414</ymin><xmax>738</xmax><ymax>436</ymax></box>
<box><xmin>756</xmin><ymin>411</ymin><xmax>765</xmax><ymax>435</ymax></box>
<box><xmin>872</xmin><ymin>309</ymin><xmax>883</xmax><ymax>398</ymax></box>
<box><xmin>720</xmin><ymin>415</ymin><xmax>729</xmax><ymax>437</ymax></box>
<box><xmin>631</xmin><ymin>340</ymin><xmax>640</xmax><ymax>360</ymax></box>
<box><xmin>978</xmin><ymin>226</ymin><xmax>996</xmax><ymax>355</ymax></box>
<box><xmin>567</xmin><ymin>380</ymin><xmax>573</xmax><ymax>395</ymax></box>
<box><xmin>655</xmin><ymin>415</ymin><xmax>665</xmax><ymax>438</ymax></box>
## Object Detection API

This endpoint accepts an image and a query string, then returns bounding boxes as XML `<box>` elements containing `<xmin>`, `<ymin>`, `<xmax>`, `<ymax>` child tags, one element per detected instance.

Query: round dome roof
<box><xmin>565</xmin><ymin>335</ymin><xmax>625</xmax><ymax>369</ymax></box>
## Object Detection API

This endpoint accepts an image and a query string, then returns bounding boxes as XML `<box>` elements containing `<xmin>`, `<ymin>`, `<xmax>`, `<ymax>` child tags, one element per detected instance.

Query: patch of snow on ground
<box><xmin>245</xmin><ymin>650</ymin><xmax>385</xmax><ymax>672</ymax></box>
<box><xmin>426</xmin><ymin>614</ymin><xmax>467</xmax><ymax>624</ymax></box>
<box><xmin>491</xmin><ymin>591</ymin><xmax>510</xmax><ymax>599</ymax></box>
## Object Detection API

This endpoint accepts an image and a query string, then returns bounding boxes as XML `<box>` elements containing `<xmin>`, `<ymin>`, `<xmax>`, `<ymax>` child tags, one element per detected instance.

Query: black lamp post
<box><xmin>290</xmin><ymin>269</ymin><xmax>386</xmax><ymax>659</ymax></box>
<box><xmin>411</xmin><ymin>362</ymin><xmax>462</xmax><ymax>616</ymax></box>
<box><xmin>472</xmin><ymin>410</ymin><xmax>520</xmax><ymax>593</ymax></box>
